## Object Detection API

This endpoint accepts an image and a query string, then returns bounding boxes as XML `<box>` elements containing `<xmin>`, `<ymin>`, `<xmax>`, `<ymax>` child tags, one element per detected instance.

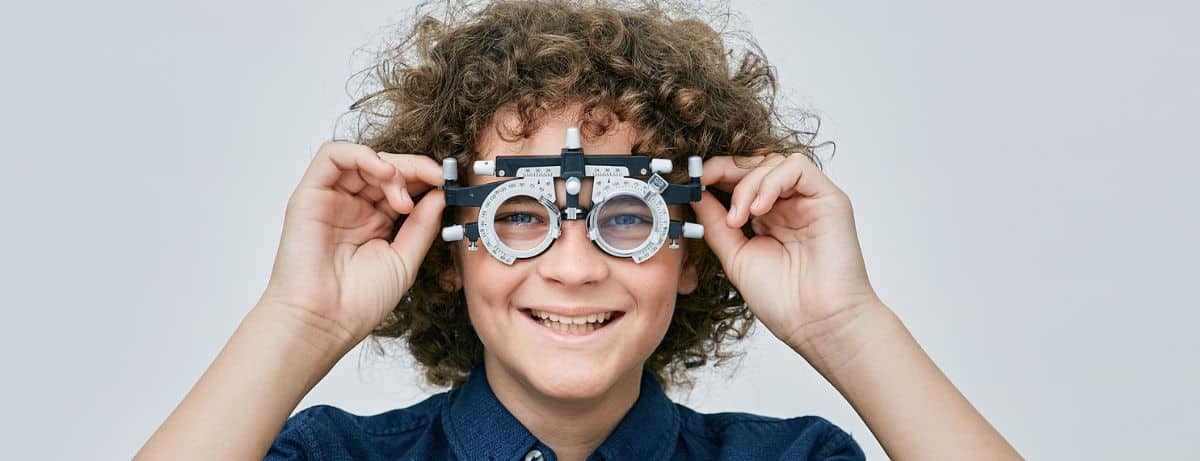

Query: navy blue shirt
<box><xmin>266</xmin><ymin>365</ymin><xmax>865</xmax><ymax>460</ymax></box>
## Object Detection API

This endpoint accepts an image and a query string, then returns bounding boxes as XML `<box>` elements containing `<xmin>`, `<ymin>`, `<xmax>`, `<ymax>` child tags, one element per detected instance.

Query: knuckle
<box><xmin>830</xmin><ymin>190</ymin><xmax>852</xmax><ymax>208</ymax></box>
<box><xmin>762</xmin><ymin>171</ymin><xmax>790</xmax><ymax>190</ymax></box>
<box><xmin>313</xmin><ymin>143</ymin><xmax>337</xmax><ymax>162</ymax></box>
<box><xmin>317</xmin><ymin>140</ymin><xmax>341</xmax><ymax>152</ymax></box>
<box><xmin>285</xmin><ymin>188</ymin><xmax>311</xmax><ymax>214</ymax></box>
<box><xmin>789</xmin><ymin>152</ymin><xmax>817</xmax><ymax>170</ymax></box>
<box><xmin>317</xmin><ymin>141</ymin><xmax>373</xmax><ymax>162</ymax></box>
<box><xmin>347</xmin><ymin>143</ymin><xmax>376</xmax><ymax>159</ymax></box>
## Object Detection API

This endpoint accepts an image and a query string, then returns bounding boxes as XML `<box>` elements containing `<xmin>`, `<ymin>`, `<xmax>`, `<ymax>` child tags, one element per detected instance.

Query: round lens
<box><xmin>595</xmin><ymin>195</ymin><xmax>654</xmax><ymax>251</ymax></box>
<box><xmin>492</xmin><ymin>195</ymin><xmax>552</xmax><ymax>251</ymax></box>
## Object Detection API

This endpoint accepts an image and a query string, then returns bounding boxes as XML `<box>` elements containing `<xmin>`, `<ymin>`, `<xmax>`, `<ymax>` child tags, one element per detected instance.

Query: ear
<box><xmin>677</xmin><ymin>258</ymin><xmax>699</xmax><ymax>295</ymax></box>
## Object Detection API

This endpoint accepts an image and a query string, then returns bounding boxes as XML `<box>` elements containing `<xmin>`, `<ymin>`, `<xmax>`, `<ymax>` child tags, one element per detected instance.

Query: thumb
<box><xmin>390</xmin><ymin>189</ymin><xmax>446</xmax><ymax>285</ymax></box>
<box><xmin>690</xmin><ymin>191</ymin><xmax>748</xmax><ymax>269</ymax></box>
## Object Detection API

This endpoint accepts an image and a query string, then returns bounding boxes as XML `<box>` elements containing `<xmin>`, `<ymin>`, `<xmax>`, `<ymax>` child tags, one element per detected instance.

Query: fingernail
<box><xmin>751</xmin><ymin>196</ymin><xmax>763</xmax><ymax>211</ymax></box>
<box><xmin>375</xmin><ymin>156</ymin><xmax>393</xmax><ymax>171</ymax></box>
<box><xmin>727</xmin><ymin>205</ymin><xmax>738</xmax><ymax>221</ymax></box>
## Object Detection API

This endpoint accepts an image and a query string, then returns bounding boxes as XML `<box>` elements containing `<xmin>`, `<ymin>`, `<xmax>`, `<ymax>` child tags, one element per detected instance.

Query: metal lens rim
<box><xmin>587</xmin><ymin>181</ymin><xmax>671</xmax><ymax>261</ymax></box>
<box><xmin>476</xmin><ymin>179</ymin><xmax>560</xmax><ymax>264</ymax></box>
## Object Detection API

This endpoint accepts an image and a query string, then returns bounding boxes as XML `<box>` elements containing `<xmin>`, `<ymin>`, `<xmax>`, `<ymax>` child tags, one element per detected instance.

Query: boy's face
<box><xmin>448</xmin><ymin>105</ymin><xmax>698</xmax><ymax>401</ymax></box>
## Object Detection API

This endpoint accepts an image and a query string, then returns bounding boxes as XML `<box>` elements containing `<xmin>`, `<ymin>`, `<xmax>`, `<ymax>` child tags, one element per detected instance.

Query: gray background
<box><xmin>2</xmin><ymin>1</ymin><xmax>1196</xmax><ymax>459</ymax></box>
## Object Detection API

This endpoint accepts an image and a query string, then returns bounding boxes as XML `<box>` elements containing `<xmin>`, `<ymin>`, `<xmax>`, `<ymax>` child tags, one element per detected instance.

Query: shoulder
<box><xmin>266</xmin><ymin>393</ymin><xmax>449</xmax><ymax>460</ymax></box>
<box><xmin>673</xmin><ymin>403</ymin><xmax>866</xmax><ymax>460</ymax></box>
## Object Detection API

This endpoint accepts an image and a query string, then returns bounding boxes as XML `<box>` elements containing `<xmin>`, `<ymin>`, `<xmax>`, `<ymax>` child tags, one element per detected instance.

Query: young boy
<box><xmin>138</xmin><ymin>1</ymin><xmax>1022</xmax><ymax>459</ymax></box>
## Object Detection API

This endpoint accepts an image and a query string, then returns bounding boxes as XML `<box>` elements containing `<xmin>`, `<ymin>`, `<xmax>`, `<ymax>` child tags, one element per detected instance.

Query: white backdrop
<box><xmin>2</xmin><ymin>1</ymin><xmax>1196</xmax><ymax>459</ymax></box>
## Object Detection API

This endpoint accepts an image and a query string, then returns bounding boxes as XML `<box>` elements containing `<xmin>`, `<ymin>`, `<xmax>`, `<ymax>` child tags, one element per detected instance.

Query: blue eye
<box><xmin>602</xmin><ymin>214</ymin><xmax>649</xmax><ymax>227</ymax></box>
<box><xmin>502</xmin><ymin>213</ymin><xmax>541</xmax><ymax>225</ymax></box>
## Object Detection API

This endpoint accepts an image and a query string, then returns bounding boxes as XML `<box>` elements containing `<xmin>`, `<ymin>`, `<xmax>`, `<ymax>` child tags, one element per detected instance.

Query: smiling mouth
<box><xmin>522</xmin><ymin>308</ymin><xmax>624</xmax><ymax>335</ymax></box>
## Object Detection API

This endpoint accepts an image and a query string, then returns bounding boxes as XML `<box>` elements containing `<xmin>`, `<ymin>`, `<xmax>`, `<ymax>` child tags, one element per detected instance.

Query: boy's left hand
<box><xmin>690</xmin><ymin>153</ymin><xmax>882</xmax><ymax>353</ymax></box>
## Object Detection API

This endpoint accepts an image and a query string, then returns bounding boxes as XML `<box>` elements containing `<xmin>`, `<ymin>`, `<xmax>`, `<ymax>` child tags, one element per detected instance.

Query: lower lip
<box><xmin>520</xmin><ymin>309</ymin><xmax>624</xmax><ymax>345</ymax></box>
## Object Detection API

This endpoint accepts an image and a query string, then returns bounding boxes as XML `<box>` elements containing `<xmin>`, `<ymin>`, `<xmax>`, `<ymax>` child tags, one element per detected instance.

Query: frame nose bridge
<box><xmin>552</xmin><ymin>176</ymin><xmax>596</xmax><ymax>212</ymax></box>
<box><xmin>554</xmin><ymin>218</ymin><xmax>598</xmax><ymax>249</ymax></box>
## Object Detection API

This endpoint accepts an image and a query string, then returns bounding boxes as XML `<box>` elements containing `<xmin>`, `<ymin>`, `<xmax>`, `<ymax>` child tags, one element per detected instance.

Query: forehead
<box><xmin>467</xmin><ymin>106</ymin><xmax>638</xmax><ymax>186</ymax></box>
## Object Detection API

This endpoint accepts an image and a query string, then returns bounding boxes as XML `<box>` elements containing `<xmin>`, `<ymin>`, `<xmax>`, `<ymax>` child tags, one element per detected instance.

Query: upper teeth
<box><xmin>531</xmin><ymin>310</ymin><xmax>614</xmax><ymax>324</ymax></box>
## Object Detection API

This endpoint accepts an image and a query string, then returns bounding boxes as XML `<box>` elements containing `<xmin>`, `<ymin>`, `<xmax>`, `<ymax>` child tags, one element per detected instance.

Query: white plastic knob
<box><xmin>441</xmin><ymin>225</ymin><xmax>464</xmax><ymax>242</ymax></box>
<box><xmin>650</xmin><ymin>158</ymin><xmax>672</xmax><ymax>173</ymax></box>
<box><xmin>442</xmin><ymin>158</ymin><xmax>458</xmax><ymax>181</ymax></box>
<box><xmin>682</xmin><ymin>222</ymin><xmax>704</xmax><ymax>239</ymax></box>
<box><xmin>565</xmin><ymin>126</ymin><xmax>581</xmax><ymax>149</ymax></box>
<box><xmin>473</xmin><ymin>160</ymin><xmax>495</xmax><ymax>176</ymax></box>
<box><xmin>688</xmin><ymin>156</ymin><xmax>703</xmax><ymax>178</ymax></box>
<box><xmin>565</xmin><ymin>176</ymin><xmax>581</xmax><ymax>195</ymax></box>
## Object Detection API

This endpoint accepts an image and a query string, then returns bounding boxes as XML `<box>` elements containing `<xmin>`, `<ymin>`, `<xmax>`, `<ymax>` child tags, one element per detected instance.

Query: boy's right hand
<box><xmin>258</xmin><ymin>141</ymin><xmax>446</xmax><ymax>350</ymax></box>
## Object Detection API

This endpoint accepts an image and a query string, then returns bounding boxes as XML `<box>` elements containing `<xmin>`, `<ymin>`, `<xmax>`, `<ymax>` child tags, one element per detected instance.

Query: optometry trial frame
<box><xmin>438</xmin><ymin>126</ymin><xmax>705</xmax><ymax>264</ymax></box>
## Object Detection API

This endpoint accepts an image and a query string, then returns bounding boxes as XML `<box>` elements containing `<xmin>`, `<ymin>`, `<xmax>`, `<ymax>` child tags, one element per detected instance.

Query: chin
<box><xmin>504</xmin><ymin>350</ymin><xmax>633</xmax><ymax>400</ymax></box>
<box><xmin>523</xmin><ymin>360</ymin><xmax>625</xmax><ymax>401</ymax></box>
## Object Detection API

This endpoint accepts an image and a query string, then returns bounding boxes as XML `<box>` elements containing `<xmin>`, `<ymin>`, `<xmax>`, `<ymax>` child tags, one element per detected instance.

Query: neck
<box><xmin>484</xmin><ymin>357</ymin><xmax>641</xmax><ymax>461</ymax></box>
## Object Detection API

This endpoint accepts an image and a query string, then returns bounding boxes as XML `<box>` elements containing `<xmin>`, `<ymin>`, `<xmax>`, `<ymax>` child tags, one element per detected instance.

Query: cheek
<box><xmin>458</xmin><ymin>250</ymin><xmax>523</xmax><ymax>342</ymax></box>
<box><xmin>458</xmin><ymin>246</ymin><xmax>507</xmax><ymax>291</ymax></box>
<box><xmin>625</xmin><ymin>256</ymin><xmax>684</xmax><ymax>324</ymax></box>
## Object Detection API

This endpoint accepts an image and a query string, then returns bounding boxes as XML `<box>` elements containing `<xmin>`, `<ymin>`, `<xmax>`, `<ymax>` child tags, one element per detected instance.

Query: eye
<box><xmin>601</xmin><ymin>214</ymin><xmax>650</xmax><ymax>227</ymax></box>
<box><xmin>499</xmin><ymin>213</ymin><xmax>543</xmax><ymax>225</ymax></box>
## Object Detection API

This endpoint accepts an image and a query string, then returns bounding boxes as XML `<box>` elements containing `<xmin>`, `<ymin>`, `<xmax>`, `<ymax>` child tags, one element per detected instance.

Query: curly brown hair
<box><xmin>342</xmin><ymin>0</ymin><xmax>823</xmax><ymax>389</ymax></box>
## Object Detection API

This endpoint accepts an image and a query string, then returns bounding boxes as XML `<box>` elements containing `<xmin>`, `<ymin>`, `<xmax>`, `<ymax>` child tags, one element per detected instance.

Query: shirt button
<box><xmin>523</xmin><ymin>448</ymin><xmax>544</xmax><ymax>461</ymax></box>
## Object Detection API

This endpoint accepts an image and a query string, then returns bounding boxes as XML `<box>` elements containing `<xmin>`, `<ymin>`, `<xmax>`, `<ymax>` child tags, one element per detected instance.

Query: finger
<box><xmin>699</xmin><ymin>156</ymin><xmax>756</xmax><ymax>191</ymax></box>
<box><xmin>753</xmin><ymin>204</ymin><xmax>798</xmax><ymax>232</ymax></box>
<box><xmin>373</xmin><ymin>198</ymin><xmax>400</xmax><ymax>222</ymax></box>
<box><xmin>760</xmin><ymin>191</ymin><xmax>852</xmax><ymax>232</ymax></box>
<box><xmin>358</xmin><ymin>184</ymin><xmax>385</xmax><ymax>204</ymax></box>
<box><xmin>727</xmin><ymin>165</ymin><xmax>773</xmax><ymax>228</ymax></box>
<box><xmin>390</xmin><ymin>190</ymin><xmax>447</xmax><ymax>284</ymax></box>
<box><xmin>699</xmin><ymin>155</ymin><xmax>783</xmax><ymax>192</ymax></box>
<box><xmin>301</xmin><ymin>142</ymin><xmax>394</xmax><ymax>189</ymax></box>
<box><xmin>357</xmin><ymin>160</ymin><xmax>413</xmax><ymax>214</ymax></box>
<box><xmin>386</xmin><ymin>186</ymin><xmax>414</xmax><ymax>215</ymax></box>
<box><xmin>334</xmin><ymin>169</ymin><xmax>369</xmax><ymax>195</ymax></box>
<box><xmin>750</xmin><ymin>216</ymin><xmax>768</xmax><ymax>236</ymax></box>
<box><xmin>787</xmin><ymin>153</ymin><xmax>841</xmax><ymax>199</ymax></box>
<box><xmin>750</xmin><ymin>154</ymin><xmax>808</xmax><ymax>216</ymax></box>
<box><xmin>377</xmin><ymin>152</ymin><xmax>445</xmax><ymax>196</ymax></box>
<box><xmin>690</xmin><ymin>191</ymin><xmax>748</xmax><ymax>270</ymax></box>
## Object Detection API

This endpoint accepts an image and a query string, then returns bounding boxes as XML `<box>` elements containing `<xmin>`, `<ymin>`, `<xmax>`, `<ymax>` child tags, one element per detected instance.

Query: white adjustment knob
<box><xmin>688</xmin><ymin>156</ymin><xmax>703</xmax><ymax>178</ymax></box>
<box><xmin>565</xmin><ymin>126</ymin><xmax>581</xmax><ymax>149</ymax></box>
<box><xmin>565</xmin><ymin>176</ymin><xmax>581</xmax><ymax>195</ymax></box>
<box><xmin>682</xmin><ymin>222</ymin><xmax>704</xmax><ymax>239</ymax></box>
<box><xmin>441</xmin><ymin>225</ymin><xmax>464</xmax><ymax>242</ymax></box>
<box><xmin>442</xmin><ymin>158</ymin><xmax>459</xmax><ymax>181</ymax></box>
<box><xmin>473</xmin><ymin>161</ymin><xmax>495</xmax><ymax>176</ymax></box>
<box><xmin>650</xmin><ymin>158</ymin><xmax>672</xmax><ymax>173</ymax></box>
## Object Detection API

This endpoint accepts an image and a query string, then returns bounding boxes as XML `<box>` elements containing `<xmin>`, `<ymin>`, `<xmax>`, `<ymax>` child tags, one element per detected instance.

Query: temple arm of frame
<box><xmin>441</xmin><ymin>180</ymin><xmax>510</xmax><ymax>207</ymax></box>
<box><xmin>660</xmin><ymin>181</ymin><xmax>703</xmax><ymax>204</ymax></box>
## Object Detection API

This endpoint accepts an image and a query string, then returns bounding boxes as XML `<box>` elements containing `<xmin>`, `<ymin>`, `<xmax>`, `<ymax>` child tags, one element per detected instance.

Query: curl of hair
<box><xmin>342</xmin><ymin>0</ymin><xmax>826</xmax><ymax>389</ymax></box>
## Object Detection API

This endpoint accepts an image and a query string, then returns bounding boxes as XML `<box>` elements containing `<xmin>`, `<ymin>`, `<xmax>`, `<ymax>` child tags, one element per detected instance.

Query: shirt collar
<box><xmin>443</xmin><ymin>364</ymin><xmax>537</xmax><ymax>461</ymax></box>
<box><xmin>592</xmin><ymin>368</ymin><xmax>680</xmax><ymax>460</ymax></box>
<box><xmin>444</xmin><ymin>364</ymin><xmax>680</xmax><ymax>460</ymax></box>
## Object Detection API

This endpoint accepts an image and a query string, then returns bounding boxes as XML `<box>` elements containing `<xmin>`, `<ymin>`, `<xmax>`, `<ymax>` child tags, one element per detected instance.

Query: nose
<box><xmin>535</xmin><ymin>219</ymin><xmax>610</xmax><ymax>286</ymax></box>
